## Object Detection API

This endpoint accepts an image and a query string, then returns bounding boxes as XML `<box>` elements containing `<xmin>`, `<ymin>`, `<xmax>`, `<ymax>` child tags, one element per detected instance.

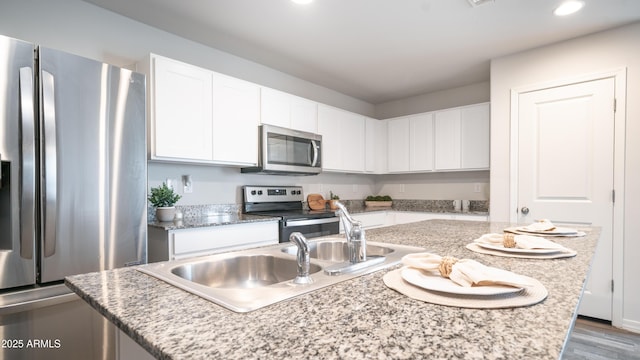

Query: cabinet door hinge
<box><xmin>611</xmin><ymin>279</ymin><xmax>614</xmax><ymax>292</ymax></box>
<box><xmin>613</xmin><ymin>98</ymin><xmax>617</xmax><ymax>113</ymax></box>
<box><xmin>612</xmin><ymin>189</ymin><xmax>616</xmax><ymax>203</ymax></box>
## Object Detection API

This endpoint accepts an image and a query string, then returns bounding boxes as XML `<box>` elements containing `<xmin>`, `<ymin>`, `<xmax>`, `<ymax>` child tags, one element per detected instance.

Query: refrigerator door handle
<box><xmin>19</xmin><ymin>67</ymin><xmax>36</xmax><ymax>260</ymax></box>
<box><xmin>41</xmin><ymin>70</ymin><xmax>57</xmax><ymax>257</ymax></box>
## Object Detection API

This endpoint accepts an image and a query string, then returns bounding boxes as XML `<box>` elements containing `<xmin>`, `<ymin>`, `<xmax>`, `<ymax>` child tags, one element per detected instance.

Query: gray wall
<box><xmin>375</xmin><ymin>81</ymin><xmax>490</xmax><ymax>119</ymax></box>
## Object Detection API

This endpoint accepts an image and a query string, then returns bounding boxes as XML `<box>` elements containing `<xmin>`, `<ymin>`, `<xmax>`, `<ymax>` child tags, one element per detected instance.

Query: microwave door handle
<box><xmin>19</xmin><ymin>67</ymin><xmax>36</xmax><ymax>260</ymax></box>
<box><xmin>310</xmin><ymin>140</ymin><xmax>319</xmax><ymax>167</ymax></box>
<box><xmin>41</xmin><ymin>70</ymin><xmax>57</xmax><ymax>257</ymax></box>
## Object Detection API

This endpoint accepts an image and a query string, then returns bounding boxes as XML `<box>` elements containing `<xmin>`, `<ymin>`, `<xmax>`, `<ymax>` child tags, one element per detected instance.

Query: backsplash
<box><xmin>148</xmin><ymin>200</ymin><xmax>488</xmax><ymax>222</ymax></box>
<box><xmin>341</xmin><ymin>199</ymin><xmax>489</xmax><ymax>213</ymax></box>
<box><xmin>148</xmin><ymin>204</ymin><xmax>240</xmax><ymax>222</ymax></box>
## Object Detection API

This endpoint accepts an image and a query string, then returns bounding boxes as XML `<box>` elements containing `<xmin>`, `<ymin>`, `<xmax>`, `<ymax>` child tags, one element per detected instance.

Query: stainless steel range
<box><xmin>242</xmin><ymin>185</ymin><xmax>339</xmax><ymax>243</ymax></box>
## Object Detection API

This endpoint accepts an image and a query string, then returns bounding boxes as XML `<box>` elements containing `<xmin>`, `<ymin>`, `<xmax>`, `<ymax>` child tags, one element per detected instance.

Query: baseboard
<box><xmin>622</xmin><ymin>318</ymin><xmax>640</xmax><ymax>334</ymax></box>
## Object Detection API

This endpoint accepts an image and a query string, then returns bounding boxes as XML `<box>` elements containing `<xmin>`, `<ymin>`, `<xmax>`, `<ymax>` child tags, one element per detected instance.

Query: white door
<box><xmin>517</xmin><ymin>77</ymin><xmax>615</xmax><ymax>320</ymax></box>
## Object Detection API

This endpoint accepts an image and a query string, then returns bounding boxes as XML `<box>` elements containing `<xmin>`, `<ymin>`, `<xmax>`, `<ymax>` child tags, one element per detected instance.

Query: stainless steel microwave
<box><xmin>241</xmin><ymin>124</ymin><xmax>322</xmax><ymax>175</ymax></box>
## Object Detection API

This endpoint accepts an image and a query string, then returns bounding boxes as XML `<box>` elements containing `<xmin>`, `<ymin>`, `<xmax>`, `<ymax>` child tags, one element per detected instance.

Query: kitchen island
<box><xmin>66</xmin><ymin>220</ymin><xmax>599</xmax><ymax>359</ymax></box>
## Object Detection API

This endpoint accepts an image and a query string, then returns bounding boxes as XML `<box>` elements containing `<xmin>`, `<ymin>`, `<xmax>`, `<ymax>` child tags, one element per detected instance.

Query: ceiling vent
<box><xmin>467</xmin><ymin>0</ymin><xmax>495</xmax><ymax>7</ymax></box>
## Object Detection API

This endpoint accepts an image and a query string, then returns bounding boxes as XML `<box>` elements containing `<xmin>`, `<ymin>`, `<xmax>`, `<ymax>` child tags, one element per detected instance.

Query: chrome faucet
<box><xmin>334</xmin><ymin>202</ymin><xmax>367</xmax><ymax>263</ymax></box>
<box><xmin>289</xmin><ymin>232</ymin><xmax>313</xmax><ymax>284</ymax></box>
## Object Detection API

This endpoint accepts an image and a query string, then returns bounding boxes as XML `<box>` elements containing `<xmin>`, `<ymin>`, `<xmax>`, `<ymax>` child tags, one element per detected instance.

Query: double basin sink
<box><xmin>138</xmin><ymin>237</ymin><xmax>424</xmax><ymax>312</ymax></box>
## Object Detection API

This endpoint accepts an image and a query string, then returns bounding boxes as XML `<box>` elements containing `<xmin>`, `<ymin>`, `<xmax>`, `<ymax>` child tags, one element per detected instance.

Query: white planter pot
<box><xmin>156</xmin><ymin>207</ymin><xmax>176</xmax><ymax>222</ymax></box>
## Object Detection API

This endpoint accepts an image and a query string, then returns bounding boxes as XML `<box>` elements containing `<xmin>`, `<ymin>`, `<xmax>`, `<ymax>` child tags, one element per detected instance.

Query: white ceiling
<box><xmin>82</xmin><ymin>0</ymin><xmax>640</xmax><ymax>104</ymax></box>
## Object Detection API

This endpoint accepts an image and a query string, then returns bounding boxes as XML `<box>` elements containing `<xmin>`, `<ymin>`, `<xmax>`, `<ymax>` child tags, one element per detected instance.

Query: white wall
<box><xmin>490</xmin><ymin>22</ymin><xmax>640</xmax><ymax>332</ymax></box>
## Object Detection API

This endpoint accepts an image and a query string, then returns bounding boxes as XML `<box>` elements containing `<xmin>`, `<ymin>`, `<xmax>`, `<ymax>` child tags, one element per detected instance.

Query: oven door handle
<box><xmin>284</xmin><ymin>217</ymin><xmax>339</xmax><ymax>227</ymax></box>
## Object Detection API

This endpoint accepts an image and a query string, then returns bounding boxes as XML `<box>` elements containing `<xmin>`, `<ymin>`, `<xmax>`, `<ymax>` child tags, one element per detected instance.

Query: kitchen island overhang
<box><xmin>66</xmin><ymin>219</ymin><xmax>599</xmax><ymax>359</ymax></box>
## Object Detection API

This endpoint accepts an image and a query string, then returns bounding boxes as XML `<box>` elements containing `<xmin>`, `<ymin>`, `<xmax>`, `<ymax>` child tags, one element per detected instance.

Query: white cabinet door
<box><xmin>260</xmin><ymin>87</ymin><xmax>317</xmax><ymax>133</ymax></box>
<box><xmin>260</xmin><ymin>87</ymin><xmax>290</xmax><ymax>129</ymax></box>
<box><xmin>387</xmin><ymin>114</ymin><xmax>433</xmax><ymax>173</ymax></box>
<box><xmin>211</xmin><ymin>72</ymin><xmax>260</xmax><ymax>165</ymax></box>
<box><xmin>317</xmin><ymin>105</ymin><xmax>365</xmax><ymax>172</ymax></box>
<box><xmin>365</xmin><ymin>117</ymin><xmax>388</xmax><ymax>173</ymax></box>
<box><xmin>434</xmin><ymin>108</ymin><xmax>462</xmax><ymax>170</ymax></box>
<box><xmin>317</xmin><ymin>105</ymin><xmax>342</xmax><ymax>170</ymax></box>
<box><xmin>170</xmin><ymin>222</ymin><xmax>279</xmax><ymax>260</ymax></box>
<box><xmin>387</xmin><ymin>117</ymin><xmax>410</xmax><ymax>172</ymax></box>
<box><xmin>152</xmin><ymin>55</ymin><xmax>213</xmax><ymax>161</ymax></box>
<box><xmin>435</xmin><ymin>103</ymin><xmax>490</xmax><ymax>171</ymax></box>
<box><xmin>461</xmin><ymin>103</ymin><xmax>490</xmax><ymax>169</ymax></box>
<box><xmin>342</xmin><ymin>114</ymin><xmax>365</xmax><ymax>172</ymax></box>
<box><xmin>409</xmin><ymin>113</ymin><xmax>434</xmax><ymax>171</ymax></box>
<box><xmin>290</xmin><ymin>95</ymin><xmax>318</xmax><ymax>133</ymax></box>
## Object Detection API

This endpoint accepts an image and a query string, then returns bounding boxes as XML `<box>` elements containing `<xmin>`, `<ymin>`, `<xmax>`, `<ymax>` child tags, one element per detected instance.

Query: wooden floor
<box><xmin>563</xmin><ymin>317</ymin><xmax>640</xmax><ymax>359</ymax></box>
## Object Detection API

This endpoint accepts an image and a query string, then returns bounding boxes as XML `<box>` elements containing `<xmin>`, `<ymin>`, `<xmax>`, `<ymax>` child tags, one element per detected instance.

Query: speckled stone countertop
<box><xmin>66</xmin><ymin>220</ymin><xmax>598</xmax><ymax>360</ymax></box>
<box><xmin>148</xmin><ymin>213</ymin><xmax>278</xmax><ymax>231</ymax></box>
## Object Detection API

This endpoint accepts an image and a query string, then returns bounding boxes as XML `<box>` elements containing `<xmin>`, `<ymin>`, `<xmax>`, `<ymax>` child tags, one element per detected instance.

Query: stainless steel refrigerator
<box><xmin>0</xmin><ymin>35</ymin><xmax>147</xmax><ymax>359</ymax></box>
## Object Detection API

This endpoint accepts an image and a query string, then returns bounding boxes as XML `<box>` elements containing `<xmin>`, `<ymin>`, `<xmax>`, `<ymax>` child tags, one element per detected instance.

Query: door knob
<box><xmin>521</xmin><ymin>207</ymin><xmax>529</xmax><ymax>215</ymax></box>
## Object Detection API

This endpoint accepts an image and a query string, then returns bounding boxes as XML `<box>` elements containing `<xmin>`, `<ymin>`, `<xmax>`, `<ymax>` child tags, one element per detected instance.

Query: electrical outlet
<box><xmin>400</xmin><ymin>184</ymin><xmax>405</xmax><ymax>193</ymax></box>
<box><xmin>182</xmin><ymin>175</ymin><xmax>193</xmax><ymax>194</ymax></box>
<box><xmin>474</xmin><ymin>183</ymin><xmax>482</xmax><ymax>193</ymax></box>
<box><xmin>352</xmin><ymin>184</ymin><xmax>358</xmax><ymax>193</ymax></box>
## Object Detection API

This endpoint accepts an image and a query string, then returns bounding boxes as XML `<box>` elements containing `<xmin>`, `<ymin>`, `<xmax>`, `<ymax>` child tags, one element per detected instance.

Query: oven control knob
<box><xmin>258</xmin><ymin>190</ymin><xmax>263</xmax><ymax>195</ymax></box>
<box><xmin>251</xmin><ymin>190</ymin><xmax>256</xmax><ymax>195</ymax></box>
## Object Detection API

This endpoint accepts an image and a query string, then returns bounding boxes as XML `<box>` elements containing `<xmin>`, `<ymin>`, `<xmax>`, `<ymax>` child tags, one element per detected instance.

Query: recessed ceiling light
<box><xmin>291</xmin><ymin>0</ymin><xmax>313</xmax><ymax>4</ymax></box>
<box><xmin>554</xmin><ymin>1</ymin><xmax>585</xmax><ymax>16</ymax></box>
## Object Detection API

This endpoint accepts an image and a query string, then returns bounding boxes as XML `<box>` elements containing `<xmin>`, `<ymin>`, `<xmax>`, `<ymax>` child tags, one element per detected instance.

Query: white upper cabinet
<box><xmin>387</xmin><ymin>117</ymin><xmax>410</xmax><ymax>172</ymax></box>
<box><xmin>434</xmin><ymin>103</ymin><xmax>489</xmax><ymax>171</ymax></box>
<box><xmin>365</xmin><ymin>117</ymin><xmax>388</xmax><ymax>174</ymax></box>
<box><xmin>460</xmin><ymin>103</ymin><xmax>490</xmax><ymax>169</ymax></box>
<box><xmin>151</xmin><ymin>55</ymin><xmax>213</xmax><ymax>161</ymax></box>
<box><xmin>145</xmin><ymin>54</ymin><xmax>259</xmax><ymax>166</ymax></box>
<box><xmin>387</xmin><ymin>114</ymin><xmax>434</xmax><ymax>173</ymax></box>
<box><xmin>434</xmin><ymin>108</ymin><xmax>462</xmax><ymax>170</ymax></box>
<box><xmin>260</xmin><ymin>87</ymin><xmax>318</xmax><ymax>133</ymax></box>
<box><xmin>409</xmin><ymin>113</ymin><xmax>435</xmax><ymax>172</ymax></box>
<box><xmin>317</xmin><ymin>105</ymin><xmax>365</xmax><ymax>173</ymax></box>
<box><xmin>211</xmin><ymin>72</ymin><xmax>260</xmax><ymax>166</ymax></box>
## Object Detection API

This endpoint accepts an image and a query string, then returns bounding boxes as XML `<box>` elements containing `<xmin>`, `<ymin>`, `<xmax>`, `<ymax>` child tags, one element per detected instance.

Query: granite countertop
<box><xmin>66</xmin><ymin>220</ymin><xmax>598</xmax><ymax>359</ymax></box>
<box><xmin>148</xmin><ymin>213</ymin><xmax>279</xmax><ymax>231</ymax></box>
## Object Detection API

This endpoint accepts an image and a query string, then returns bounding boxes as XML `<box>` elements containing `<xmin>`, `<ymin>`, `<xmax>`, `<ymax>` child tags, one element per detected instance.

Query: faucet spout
<box><xmin>289</xmin><ymin>232</ymin><xmax>313</xmax><ymax>284</ymax></box>
<box><xmin>334</xmin><ymin>202</ymin><xmax>367</xmax><ymax>263</ymax></box>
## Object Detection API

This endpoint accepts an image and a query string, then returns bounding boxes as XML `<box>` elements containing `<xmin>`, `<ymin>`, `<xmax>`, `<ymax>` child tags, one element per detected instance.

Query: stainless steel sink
<box><xmin>138</xmin><ymin>237</ymin><xmax>424</xmax><ymax>313</ymax></box>
<box><xmin>171</xmin><ymin>255</ymin><xmax>323</xmax><ymax>289</ymax></box>
<box><xmin>281</xmin><ymin>240</ymin><xmax>394</xmax><ymax>262</ymax></box>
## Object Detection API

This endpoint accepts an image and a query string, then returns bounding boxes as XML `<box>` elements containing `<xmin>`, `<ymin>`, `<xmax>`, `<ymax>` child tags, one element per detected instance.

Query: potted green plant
<box><xmin>328</xmin><ymin>191</ymin><xmax>340</xmax><ymax>210</ymax></box>
<box><xmin>148</xmin><ymin>182</ymin><xmax>182</xmax><ymax>222</ymax></box>
<box><xmin>365</xmin><ymin>195</ymin><xmax>393</xmax><ymax>208</ymax></box>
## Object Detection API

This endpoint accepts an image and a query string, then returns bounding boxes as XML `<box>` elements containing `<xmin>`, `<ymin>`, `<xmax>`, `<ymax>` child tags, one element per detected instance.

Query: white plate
<box><xmin>514</xmin><ymin>226</ymin><xmax>578</xmax><ymax>235</ymax></box>
<box><xmin>400</xmin><ymin>267</ymin><xmax>523</xmax><ymax>296</ymax></box>
<box><xmin>475</xmin><ymin>242</ymin><xmax>565</xmax><ymax>254</ymax></box>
